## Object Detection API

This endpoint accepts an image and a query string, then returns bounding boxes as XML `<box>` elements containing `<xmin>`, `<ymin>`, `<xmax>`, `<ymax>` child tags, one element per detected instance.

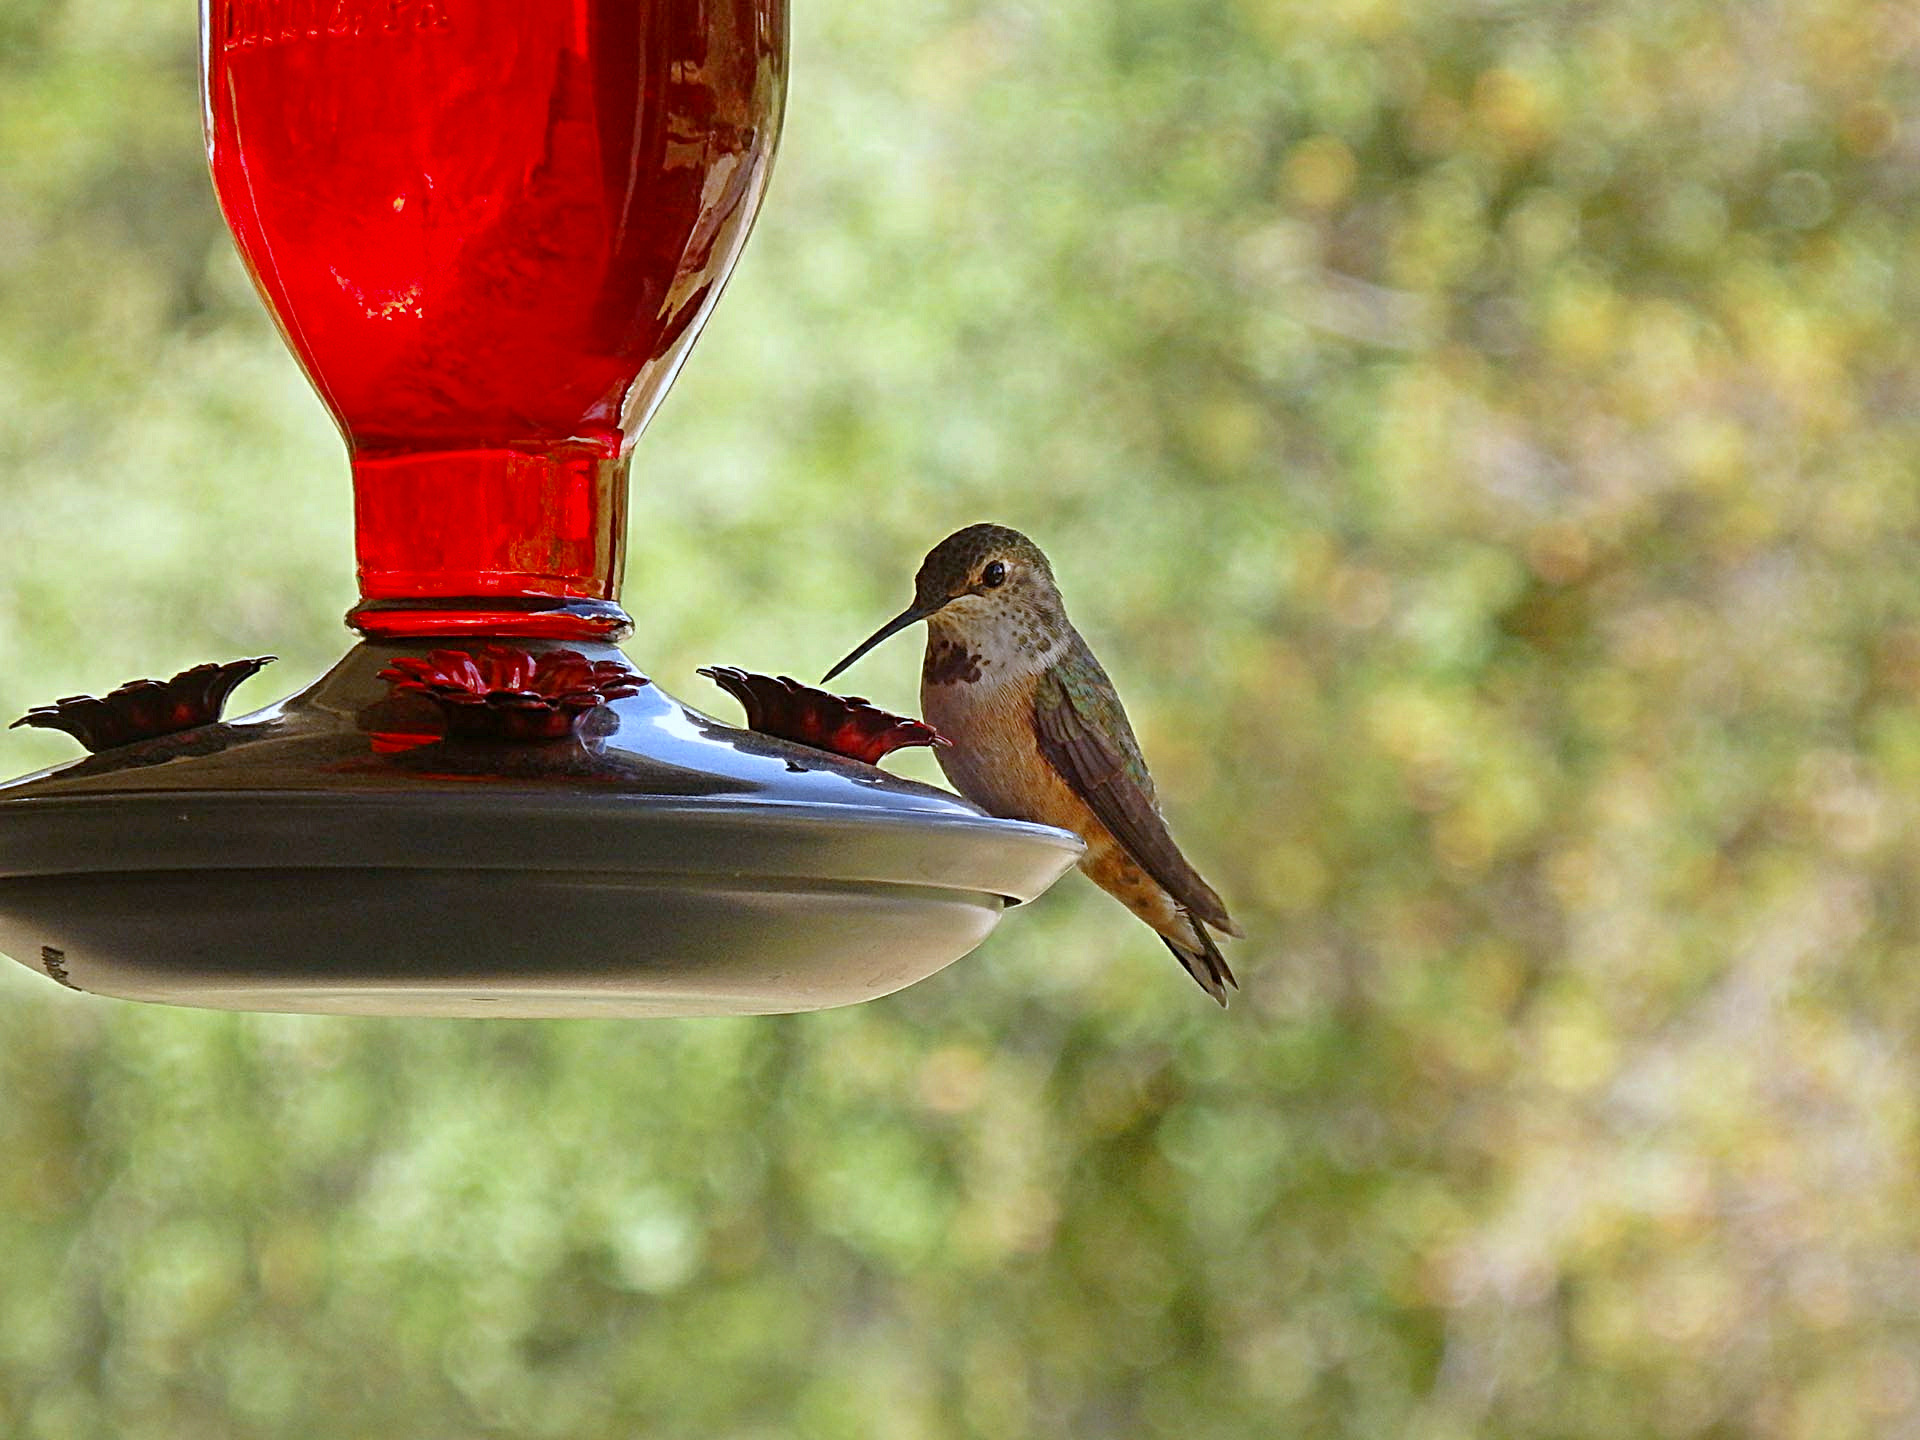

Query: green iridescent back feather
<box><xmin>1041</xmin><ymin>637</ymin><xmax>1157</xmax><ymax>801</ymax></box>
<box><xmin>1031</xmin><ymin>633</ymin><xmax>1236</xmax><ymax>936</ymax></box>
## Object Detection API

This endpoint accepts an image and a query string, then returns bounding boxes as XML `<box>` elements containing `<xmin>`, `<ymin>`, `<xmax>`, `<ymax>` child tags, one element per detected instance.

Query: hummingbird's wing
<box><xmin>1031</xmin><ymin>643</ymin><xmax>1239</xmax><ymax>937</ymax></box>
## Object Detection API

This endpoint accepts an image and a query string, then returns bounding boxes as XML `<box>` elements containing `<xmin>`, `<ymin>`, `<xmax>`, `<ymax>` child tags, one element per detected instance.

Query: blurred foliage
<box><xmin>5</xmin><ymin>0</ymin><xmax>1920</xmax><ymax>1436</ymax></box>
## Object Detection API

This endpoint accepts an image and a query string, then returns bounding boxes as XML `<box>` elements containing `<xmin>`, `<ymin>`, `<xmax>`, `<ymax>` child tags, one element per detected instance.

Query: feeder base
<box><xmin>0</xmin><ymin>643</ymin><xmax>1082</xmax><ymax>1017</ymax></box>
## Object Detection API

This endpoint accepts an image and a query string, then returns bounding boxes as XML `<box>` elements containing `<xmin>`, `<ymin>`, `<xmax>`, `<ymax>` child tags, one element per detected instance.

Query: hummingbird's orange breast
<box><xmin>922</xmin><ymin>660</ymin><xmax>1089</xmax><ymax>834</ymax></box>
<box><xmin>923</xmin><ymin>657</ymin><xmax>1188</xmax><ymax>941</ymax></box>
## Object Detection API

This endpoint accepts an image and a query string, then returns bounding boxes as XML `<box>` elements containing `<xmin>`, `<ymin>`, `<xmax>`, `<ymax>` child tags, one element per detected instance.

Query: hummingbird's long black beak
<box><xmin>822</xmin><ymin>605</ymin><xmax>935</xmax><ymax>684</ymax></box>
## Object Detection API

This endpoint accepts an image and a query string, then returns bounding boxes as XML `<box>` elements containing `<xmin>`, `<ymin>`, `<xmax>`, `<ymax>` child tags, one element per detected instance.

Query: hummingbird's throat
<box><xmin>926</xmin><ymin>600</ymin><xmax>1058</xmax><ymax>684</ymax></box>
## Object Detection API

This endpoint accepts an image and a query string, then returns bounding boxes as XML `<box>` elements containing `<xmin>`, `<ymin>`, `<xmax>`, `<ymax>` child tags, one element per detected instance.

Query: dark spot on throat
<box><xmin>925</xmin><ymin>638</ymin><xmax>986</xmax><ymax>686</ymax></box>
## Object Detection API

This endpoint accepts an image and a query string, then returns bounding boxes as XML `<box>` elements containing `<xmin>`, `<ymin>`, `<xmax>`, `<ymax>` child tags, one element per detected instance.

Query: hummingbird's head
<box><xmin>909</xmin><ymin>524</ymin><xmax>1056</xmax><ymax>617</ymax></box>
<box><xmin>823</xmin><ymin>524</ymin><xmax>1064</xmax><ymax>683</ymax></box>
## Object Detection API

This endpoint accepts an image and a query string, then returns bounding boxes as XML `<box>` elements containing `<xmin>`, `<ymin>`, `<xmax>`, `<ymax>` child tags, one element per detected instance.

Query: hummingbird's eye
<box><xmin>982</xmin><ymin>560</ymin><xmax>1008</xmax><ymax>588</ymax></box>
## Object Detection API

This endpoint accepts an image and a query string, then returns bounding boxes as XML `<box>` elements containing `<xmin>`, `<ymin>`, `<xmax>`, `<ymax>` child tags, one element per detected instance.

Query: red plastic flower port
<box><xmin>11</xmin><ymin>656</ymin><xmax>275</xmax><ymax>753</ymax></box>
<box><xmin>378</xmin><ymin>646</ymin><xmax>647</xmax><ymax>743</ymax></box>
<box><xmin>699</xmin><ymin>667</ymin><xmax>947</xmax><ymax>766</ymax></box>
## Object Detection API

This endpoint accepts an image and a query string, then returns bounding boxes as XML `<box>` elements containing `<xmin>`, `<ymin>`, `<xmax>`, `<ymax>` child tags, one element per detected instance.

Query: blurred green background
<box><xmin>5</xmin><ymin>0</ymin><xmax>1920</xmax><ymax>1435</ymax></box>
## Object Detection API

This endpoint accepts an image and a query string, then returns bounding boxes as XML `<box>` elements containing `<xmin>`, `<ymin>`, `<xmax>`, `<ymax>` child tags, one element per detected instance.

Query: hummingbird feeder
<box><xmin>0</xmin><ymin>0</ymin><xmax>1081</xmax><ymax>1017</ymax></box>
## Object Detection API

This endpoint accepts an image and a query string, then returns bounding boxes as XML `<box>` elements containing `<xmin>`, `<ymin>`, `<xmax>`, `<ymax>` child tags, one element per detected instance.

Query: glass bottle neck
<box><xmin>345</xmin><ymin>443</ymin><xmax>631</xmax><ymax>641</ymax></box>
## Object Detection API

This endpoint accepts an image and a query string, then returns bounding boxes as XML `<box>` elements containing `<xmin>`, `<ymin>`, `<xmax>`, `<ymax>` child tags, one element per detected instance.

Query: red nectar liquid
<box><xmin>203</xmin><ymin>0</ymin><xmax>786</xmax><ymax>637</ymax></box>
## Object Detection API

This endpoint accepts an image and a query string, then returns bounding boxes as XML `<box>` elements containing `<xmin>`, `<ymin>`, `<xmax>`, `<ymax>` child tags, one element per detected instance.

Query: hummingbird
<box><xmin>824</xmin><ymin>523</ymin><xmax>1242</xmax><ymax>1004</ymax></box>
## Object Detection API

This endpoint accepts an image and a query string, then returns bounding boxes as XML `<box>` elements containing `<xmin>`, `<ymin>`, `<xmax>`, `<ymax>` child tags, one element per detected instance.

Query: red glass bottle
<box><xmin>202</xmin><ymin>0</ymin><xmax>787</xmax><ymax>638</ymax></box>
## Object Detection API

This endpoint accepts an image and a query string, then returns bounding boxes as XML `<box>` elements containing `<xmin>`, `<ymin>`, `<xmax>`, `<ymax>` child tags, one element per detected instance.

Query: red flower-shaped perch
<box><xmin>699</xmin><ymin>667</ymin><xmax>947</xmax><ymax>766</ymax></box>
<box><xmin>11</xmin><ymin>656</ymin><xmax>275</xmax><ymax>753</ymax></box>
<box><xmin>378</xmin><ymin>646</ymin><xmax>647</xmax><ymax>743</ymax></box>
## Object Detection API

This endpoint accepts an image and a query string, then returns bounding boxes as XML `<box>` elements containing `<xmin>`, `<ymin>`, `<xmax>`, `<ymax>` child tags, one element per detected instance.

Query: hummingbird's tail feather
<box><xmin>1164</xmin><ymin>907</ymin><xmax>1237</xmax><ymax>1007</ymax></box>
